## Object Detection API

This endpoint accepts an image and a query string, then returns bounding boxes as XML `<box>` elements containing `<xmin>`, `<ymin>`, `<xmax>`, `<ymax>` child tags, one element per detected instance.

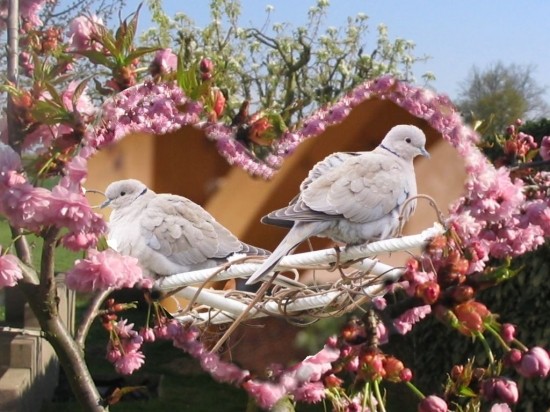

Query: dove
<box><xmin>246</xmin><ymin>124</ymin><xmax>429</xmax><ymax>285</ymax></box>
<box><xmin>101</xmin><ymin>179</ymin><xmax>269</xmax><ymax>278</ymax></box>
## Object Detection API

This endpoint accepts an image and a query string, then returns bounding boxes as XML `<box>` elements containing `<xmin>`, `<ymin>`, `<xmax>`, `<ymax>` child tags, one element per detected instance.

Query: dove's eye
<box><xmin>405</xmin><ymin>137</ymin><xmax>412</xmax><ymax>143</ymax></box>
<box><xmin>120</xmin><ymin>191</ymin><xmax>126</xmax><ymax>196</ymax></box>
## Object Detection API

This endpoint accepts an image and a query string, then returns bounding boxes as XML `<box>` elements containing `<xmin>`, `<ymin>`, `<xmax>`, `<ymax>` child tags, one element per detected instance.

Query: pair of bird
<box><xmin>102</xmin><ymin>124</ymin><xmax>429</xmax><ymax>286</ymax></box>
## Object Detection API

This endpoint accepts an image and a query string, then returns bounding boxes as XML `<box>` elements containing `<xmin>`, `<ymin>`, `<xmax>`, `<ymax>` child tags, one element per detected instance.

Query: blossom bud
<box><xmin>416</xmin><ymin>281</ymin><xmax>440</xmax><ymax>305</ymax></box>
<box><xmin>427</xmin><ymin>235</ymin><xmax>447</xmax><ymax>252</ymax></box>
<box><xmin>515</xmin><ymin>346</ymin><xmax>550</xmax><ymax>378</ymax></box>
<box><xmin>504</xmin><ymin>349</ymin><xmax>522</xmax><ymax>366</ymax></box>
<box><xmin>400</xmin><ymin>368</ymin><xmax>413</xmax><ymax>382</ymax></box>
<box><xmin>199</xmin><ymin>57</ymin><xmax>214</xmax><ymax>80</ymax></box>
<box><xmin>418</xmin><ymin>395</ymin><xmax>448</xmax><ymax>412</ymax></box>
<box><xmin>450</xmin><ymin>365</ymin><xmax>464</xmax><ymax>380</ymax></box>
<box><xmin>500</xmin><ymin>323</ymin><xmax>516</xmax><ymax>343</ymax></box>
<box><xmin>359</xmin><ymin>351</ymin><xmax>386</xmax><ymax>380</ymax></box>
<box><xmin>324</xmin><ymin>374</ymin><xmax>343</xmax><ymax>388</ymax></box>
<box><xmin>341</xmin><ymin>319</ymin><xmax>366</xmax><ymax>345</ymax></box>
<box><xmin>211</xmin><ymin>88</ymin><xmax>226</xmax><ymax>119</ymax></box>
<box><xmin>453</xmin><ymin>300</ymin><xmax>490</xmax><ymax>336</ymax></box>
<box><xmin>384</xmin><ymin>356</ymin><xmax>405</xmax><ymax>382</ymax></box>
<box><xmin>480</xmin><ymin>378</ymin><xmax>519</xmax><ymax>404</ymax></box>
<box><xmin>450</xmin><ymin>285</ymin><xmax>475</xmax><ymax>303</ymax></box>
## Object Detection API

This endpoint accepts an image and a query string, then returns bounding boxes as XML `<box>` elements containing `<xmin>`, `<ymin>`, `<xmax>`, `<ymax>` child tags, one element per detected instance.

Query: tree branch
<box><xmin>75</xmin><ymin>287</ymin><xmax>113</xmax><ymax>350</ymax></box>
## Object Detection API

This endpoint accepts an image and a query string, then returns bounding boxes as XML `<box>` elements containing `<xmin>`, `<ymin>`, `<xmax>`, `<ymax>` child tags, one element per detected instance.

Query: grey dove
<box><xmin>246</xmin><ymin>124</ymin><xmax>429</xmax><ymax>285</ymax></box>
<box><xmin>102</xmin><ymin>179</ymin><xmax>269</xmax><ymax>278</ymax></box>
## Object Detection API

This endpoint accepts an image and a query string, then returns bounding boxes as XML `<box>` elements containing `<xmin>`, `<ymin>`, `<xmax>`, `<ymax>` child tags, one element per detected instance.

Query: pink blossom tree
<box><xmin>1</xmin><ymin>1</ymin><xmax>549</xmax><ymax>412</ymax></box>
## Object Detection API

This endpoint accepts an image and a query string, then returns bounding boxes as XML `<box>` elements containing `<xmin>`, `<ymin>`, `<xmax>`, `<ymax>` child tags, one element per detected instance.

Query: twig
<box><xmin>75</xmin><ymin>287</ymin><xmax>114</xmax><ymax>351</ymax></box>
<box><xmin>210</xmin><ymin>276</ymin><xmax>276</xmax><ymax>353</ymax></box>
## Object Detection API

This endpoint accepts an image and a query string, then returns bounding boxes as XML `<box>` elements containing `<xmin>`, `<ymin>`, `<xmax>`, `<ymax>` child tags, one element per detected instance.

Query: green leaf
<box><xmin>125</xmin><ymin>46</ymin><xmax>160</xmax><ymax>63</ymax></box>
<box><xmin>70</xmin><ymin>50</ymin><xmax>113</xmax><ymax>68</ymax></box>
<box><xmin>458</xmin><ymin>386</ymin><xmax>477</xmax><ymax>397</ymax></box>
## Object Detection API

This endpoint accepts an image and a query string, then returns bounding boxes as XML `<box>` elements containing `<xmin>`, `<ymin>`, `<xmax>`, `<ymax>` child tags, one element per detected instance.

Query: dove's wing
<box><xmin>299</xmin><ymin>152</ymin><xmax>360</xmax><ymax>191</ymax></box>
<box><xmin>265</xmin><ymin>151</ymin><xmax>412</xmax><ymax>226</ymax></box>
<box><xmin>302</xmin><ymin>151</ymin><xmax>412</xmax><ymax>223</ymax></box>
<box><xmin>262</xmin><ymin>152</ymin><xmax>360</xmax><ymax>228</ymax></box>
<box><xmin>141</xmin><ymin>194</ymin><xmax>243</xmax><ymax>266</ymax></box>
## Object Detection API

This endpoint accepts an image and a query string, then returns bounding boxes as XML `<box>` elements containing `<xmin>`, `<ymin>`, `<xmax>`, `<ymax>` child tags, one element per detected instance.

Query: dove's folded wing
<box><xmin>141</xmin><ymin>195</ymin><xmax>243</xmax><ymax>266</ymax></box>
<box><xmin>262</xmin><ymin>152</ymin><xmax>359</xmax><ymax>228</ymax></box>
<box><xmin>302</xmin><ymin>152</ymin><xmax>411</xmax><ymax>223</ymax></box>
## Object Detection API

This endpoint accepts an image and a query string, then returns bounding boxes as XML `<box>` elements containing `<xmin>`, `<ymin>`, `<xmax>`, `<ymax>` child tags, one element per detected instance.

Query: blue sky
<box><xmin>125</xmin><ymin>1</ymin><xmax>550</xmax><ymax>103</ymax></box>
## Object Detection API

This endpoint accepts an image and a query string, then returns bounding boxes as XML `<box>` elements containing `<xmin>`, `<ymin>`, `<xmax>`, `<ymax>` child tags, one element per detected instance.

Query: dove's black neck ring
<box><xmin>137</xmin><ymin>188</ymin><xmax>148</xmax><ymax>198</ymax></box>
<box><xmin>380</xmin><ymin>144</ymin><xmax>402</xmax><ymax>159</ymax></box>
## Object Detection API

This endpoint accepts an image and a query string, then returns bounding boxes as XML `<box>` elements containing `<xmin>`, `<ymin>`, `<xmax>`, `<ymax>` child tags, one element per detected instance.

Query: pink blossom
<box><xmin>516</xmin><ymin>346</ymin><xmax>550</xmax><ymax>378</ymax></box>
<box><xmin>150</xmin><ymin>48</ymin><xmax>178</xmax><ymax>76</ymax></box>
<box><xmin>540</xmin><ymin>136</ymin><xmax>550</xmax><ymax>160</ymax></box>
<box><xmin>65</xmin><ymin>249</ymin><xmax>143</xmax><ymax>292</ymax></box>
<box><xmin>0</xmin><ymin>142</ymin><xmax>21</xmax><ymax>172</ymax></box>
<box><xmin>288</xmin><ymin>345</ymin><xmax>337</xmax><ymax>382</ymax></box>
<box><xmin>393</xmin><ymin>305</ymin><xmax>432</xmax><ymax>334</ymax></box>
<box><xmin>67</xmin><ymin>15</ymin><xmax>104</xmax><ymax>52</ymax></box>
<box><xmin>418</xmin><ymin>395</ymin><xmax>448</xmax><ymax>412</ymax></box>
<box><xmin>200</xmin><ymin>352</ymin><xmax>249</xmax><ymax>384</ymax></box>
<box><xmin>139</xmin><ymin>327</ymin><xmax>156</xmax><ymax>343</ymax></box>
<box><xmin>242</xmin><ymin>380</ymin><xmax>286</xmax><ymax>410</ymax></box>
<box><xmin>490</xmin><ymin>404</ymin><xmax>512</xmax><ymax>412</ymax></box>
<box><xmin>1</xmin><ymin>178</ymin><xmax>52</xmax><ymax>231</ymax></box>
<box><xmin>292</xmin><ymin>381</ymin><xmax>325</xmax><ymax>404</ymax></box>
<box><xmin>61</xmin><ymin>156</ymin><xmax>88</xmax><ymax>191</ymax></box>
<box><xmin>0</xmin><ymin>254</ymin><xmax>23</xmax><ymax>288</ymax></box>
<box><xmin>91</xmin><ymin>82</ymin><xmax>202</xmax><ymax>150</ymax></box>
<box><xmin>0</xmin><ymin>0</ymin><xmax>46</xmax><ymax>30</ymax></box>
<box><xmin>113</xmin><ymin>350</ymin><xmax>145</xmax><ymax>375</ymax></box>
<box><xmin>372</xmin><ymin>296</ymin><xmax>387</xmax><ymax>310</ymax></box>
<box><xmin>376</xmin><ymin>321</ymin><xmax>389</xmax><ymax>344</ymax></box>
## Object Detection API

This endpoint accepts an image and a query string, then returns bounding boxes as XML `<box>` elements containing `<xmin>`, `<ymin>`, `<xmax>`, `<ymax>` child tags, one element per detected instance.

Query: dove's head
<box><xmin>380</xmin><ymin>125</ymin><xmax>430</xmax><ymax>160</ymax></box>
<box><xmin>102</xmin><ymin>179</ymin><xmax>150</xmax><ymax>210</ymax></box>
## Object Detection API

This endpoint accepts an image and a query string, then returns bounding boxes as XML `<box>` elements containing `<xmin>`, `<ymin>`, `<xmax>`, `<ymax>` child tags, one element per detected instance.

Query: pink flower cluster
<box><xmin>22</xmin><ymin>81</ymin><xmax>96</xmax><ymax>156</ymax></box>
<box><xmin>65</xmin><ymin>249</ymin><xmax>143</xmax><ymax>292</ymax></box>
<box><xmin>0</xmin><ymin>144</ymin><xmax>105</xmax><ymax>247</ymax></box>
<box><xmin>169</xmin><ymin>326</ymin><xmax>250</xmax><ymax>385</ymax></box>
<box><xmin>88</xmin><ymin>82</ymin><xmax>203</xmax><ymax>151</ymax></box>
<box><xmin>0</xmin><ymin>254</ymin><xmax>23</xmax><ymax>288</ymax></box>
<box><xmin>243</xmin><ymin>343</ymin><xmax>338</xmax><ymax>409</ymax></box>
<box><xmin>207</xmin><ymin>124</ymin><xmax>279</xmax><ymax>179</ymax></box>
<box><xmin>67</xmin><ymin>15</ymin><xmax>105</xmax><ymax>52</ymax></box>
<box><xmin>149</xmin><ymin>48</ymin><xmax>178</xmax><ymax>77</ymax></box>
<box><xmin>0</xmin><ymin>0</ymin><xmax>47</xmax><ymax>30</ymax></box>
<box><xmin>106</xmin><ymin>319</ymin><xmax>145</xmax><ymax>375</ymax></box>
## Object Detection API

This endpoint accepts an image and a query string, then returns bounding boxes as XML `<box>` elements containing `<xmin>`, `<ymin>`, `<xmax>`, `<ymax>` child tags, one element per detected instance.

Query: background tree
<box><xmin>140</xmin><ymin>0</ymin><xmax>432</xmax><ymax>125</ymax></box>
<box><xmin>457</xmin><ymin>62</ymin><xmax>548</xmax><ymax>135</ymax></box>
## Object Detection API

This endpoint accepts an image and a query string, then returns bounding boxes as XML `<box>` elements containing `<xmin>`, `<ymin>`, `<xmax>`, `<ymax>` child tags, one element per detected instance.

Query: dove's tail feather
<box><xmin>239</xmin><ymin>243</ymin><xmax>271</xmax><ymax>257</ymax></box>
<box><xmin>246</xmin><ymin>222</ymin><xmax>322</xmax><ymax>285</ymax></box>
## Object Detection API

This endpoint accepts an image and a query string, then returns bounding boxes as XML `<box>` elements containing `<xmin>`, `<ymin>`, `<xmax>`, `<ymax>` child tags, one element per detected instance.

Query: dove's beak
<box><xmin>100</xmin><ymin>199</ymin><xmax>112</xmax><ymax>209</ymax></box>
<box><xmin>420</xmin><ymin>147</ymin><xmax>430</xmax><ymax>159</ymax></box>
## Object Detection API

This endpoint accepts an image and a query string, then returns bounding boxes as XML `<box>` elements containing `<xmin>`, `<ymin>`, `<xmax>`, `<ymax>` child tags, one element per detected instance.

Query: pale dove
<box><xmin>102</xmin><ymin>179</ymin><xmax>269</xmax><ymax>278</ymax></box>
<box><xmin>246</xmin><ymin>124</ymin><xmax>429</xmax><ymax>285</ymax></box>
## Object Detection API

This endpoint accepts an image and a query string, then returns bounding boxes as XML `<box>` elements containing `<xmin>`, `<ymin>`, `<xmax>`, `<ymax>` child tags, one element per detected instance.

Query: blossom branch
<box><xmin>75</xmin><ymin>287</ymin><xmax>114</xmax><ymax>351</ymax></box>
<box><xmin>19</xmin><ymin>282</ymin><xmax>106</xmax><ymax>411</ymax></box>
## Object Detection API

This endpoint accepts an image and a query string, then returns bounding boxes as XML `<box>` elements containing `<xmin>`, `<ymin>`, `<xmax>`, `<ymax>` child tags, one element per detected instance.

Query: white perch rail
<box><xmin>154</xmin><ymin>223</ymin><xmax>445</xmax><ymax>325</ymax></box>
